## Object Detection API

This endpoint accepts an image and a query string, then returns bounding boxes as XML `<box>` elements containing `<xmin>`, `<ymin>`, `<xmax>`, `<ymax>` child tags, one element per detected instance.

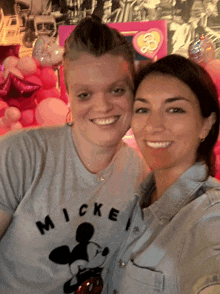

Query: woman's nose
<box><xmin>145</xmin><ymin>112</ymin><xmax>165</xmax><ymax>133</ymax></box>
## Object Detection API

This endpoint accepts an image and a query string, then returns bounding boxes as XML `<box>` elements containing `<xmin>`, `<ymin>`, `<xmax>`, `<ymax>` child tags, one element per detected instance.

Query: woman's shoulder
<box><xmin>203</xmin><ymin>176</ymin><xmax>220</xmax><ymax>205</ymax></box>
<box><xmin>0</xmin><ymin>124</ymin><xmax>68</xmax><ymax>148</ymax></box>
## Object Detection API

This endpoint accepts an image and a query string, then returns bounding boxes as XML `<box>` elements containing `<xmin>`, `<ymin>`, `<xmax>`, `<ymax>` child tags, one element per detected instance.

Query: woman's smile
<box><xmin>145</xmin><ymin>141</ymin><xmax>172</xmax><ymax>149</ymax></box>
<box><xmin>90</xmin><ymin>115</ymin><xmax>120</xmax><ymax>126</ymax></box>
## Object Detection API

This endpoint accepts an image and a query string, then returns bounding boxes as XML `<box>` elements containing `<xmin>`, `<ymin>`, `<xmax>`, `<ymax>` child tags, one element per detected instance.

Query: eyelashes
<box><xmin>134</xmin><ymin>107</ymin><xmax>186</xmax><ymax>114</ymax></box>
<box><xmin>76</xmin><ymin>87</ymin><xmax>127</xmax><ymax>101</ymax></box>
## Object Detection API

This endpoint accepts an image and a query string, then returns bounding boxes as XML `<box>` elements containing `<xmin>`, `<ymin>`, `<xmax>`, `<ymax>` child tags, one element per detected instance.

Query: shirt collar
<box><xmin>140</xmin><ymin>162</ymin><xmax>208</xmax><ymax>224</ymax></box>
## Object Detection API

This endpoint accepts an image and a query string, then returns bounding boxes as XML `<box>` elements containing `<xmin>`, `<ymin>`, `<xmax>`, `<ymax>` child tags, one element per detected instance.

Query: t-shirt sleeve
<box><xmin>0</xmin><ymin>131</ymin><xmax>37</xmax><ymax>215</ymax></box>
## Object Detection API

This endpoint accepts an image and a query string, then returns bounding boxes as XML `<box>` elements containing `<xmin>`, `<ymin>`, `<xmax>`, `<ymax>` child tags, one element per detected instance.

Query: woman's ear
<box><xmin>200</xmin><ymin>112</ymin><xmax>216</xmax><ymax>141</ymax></box>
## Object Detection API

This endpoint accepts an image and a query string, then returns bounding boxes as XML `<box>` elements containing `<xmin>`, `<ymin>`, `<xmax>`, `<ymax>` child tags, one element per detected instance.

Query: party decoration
<box><xmin>4</xmin><ymin>68</ymin><xmax>24</xmax><ymax>80</ymax></box>
<box><xmin>0</xmin><ymin>45</ymin><xmax>20</xmax><ymax>65</ymax></box>
<box><xmin>35</xmin><ymin>98</ymin><xmax>69</xmax><ymax>126</ymax></box>
<box><xmin>132</xmin><ymin>29</ymin><xmax>164</xmax><ymax>60</ymax></box>
<box><xmin>20</xmin><ymin>109</ymin><xmax>35</xmax><ymax>126</ymax></box>
<box><xmin>4</xmin><ymin>107</ymin><xmax>21</xmax><ymax>123</ymax></box>
<box><xmin>188</xmin><ymin>34</ymin><xmax>215</xmax><ymax>65</ymax></box>
<box><xmin>25</xmin><ymin>75</ymin><xmax>43</xmax><ymax>87</ymax></box>
<box><xmin>0</xmin><ymin>72</ymin><xmax>5</xmax><ymax>84</ymax></box>
<box><xmin>3</xmin><ymin>56</ymin><xmax>19</xmax><ymax>69</ymax></box>
<box><xmin>35</xmin><ymin>87</ymin><xmax>60</xmax><ymax>103</ymax></box>
<box><xmin>0</xmin><ymin>99</ymin><xmax>8</xmax><ymax>117</ymax></box>
<box><xmin>10</xmin><ymin>121</ymin><xmax>23</xmax><ymax>130</ymax></box>
<box><xmin>33</xmin><ymin>35</ymin><xmax>64</xmax><ymax>68</ymax></box>
<box><xmin>40</xmin><ymin>68</ymin><xmax>57</xmax><ymax>89</ymax></box>
<box><xmin>0</xmin><ymin>125</ymin><xmax>8</xmax><ymax>136</ymax></box>
<box><xmin>17</xmin><ymin>56</ymin><xmax>38</xmax><ymax>76</ymax></box>
<box><xmin>0</xmin><ymin>73</ymin><xmax>41</xmax><ymax>101</ymax></box>
<box><xmin>0</xmin><ymin>117</ymin><xmax>11</xmax><ymax>128</ymax></box>
<box><xmin>205</xmin><ymin>59</ymin><xmax>220</xmax><ymax>82</ymax></box>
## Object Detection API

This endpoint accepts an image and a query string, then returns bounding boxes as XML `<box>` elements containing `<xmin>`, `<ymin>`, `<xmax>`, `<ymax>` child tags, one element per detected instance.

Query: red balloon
<box><xmin>35</xmin><ymin>87</ymin><xmax>60</xmax><ymax>103</ymax></box>
<box><xmin>20</xmin><ymin>109</ymin><xmax>35</xmax><ymax>126</ymax></box>
<box><xmin>0</xmin><ymin>99</ymin><xmax>8</xmax><ymax>117</ymax></box>
<box><xmin>25</xmin><ymin>75</ymin><xmax>43</xmax><ymax>87</ymax></box>
<box><xmin>40</xmin><ymin>67</ymin><xmax>57</xmax><ymax>89</ymax></box>
<box><xmin>0</xmin><ymin>126</ymin><xmax>8</xmax><ymax>136</ymax></box>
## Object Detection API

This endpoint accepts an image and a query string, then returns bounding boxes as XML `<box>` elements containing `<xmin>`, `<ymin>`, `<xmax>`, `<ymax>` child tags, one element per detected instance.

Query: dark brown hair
<box><xmin>134</xmin><ymin>54</ymin><xmax>220</xmax><ymax>177</ymax></box>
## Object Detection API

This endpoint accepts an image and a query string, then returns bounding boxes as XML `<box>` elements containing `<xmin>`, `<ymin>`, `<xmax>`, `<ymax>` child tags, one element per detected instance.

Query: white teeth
<box><xmin>147</xmin><ymin>141</ymin><xmax>171</xmax><ymax>148</ymax></box>
<box><xmin>92</xmin><ymin>117</ymin><xmax>118</xmax><ymax>125</ymax></box>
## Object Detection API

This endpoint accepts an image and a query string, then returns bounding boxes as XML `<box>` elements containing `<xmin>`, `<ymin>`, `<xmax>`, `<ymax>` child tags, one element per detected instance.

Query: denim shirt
<box><xmin>106</xmin><ymin>162</ymin><xmax>220</xmax><ymax>294</ymax></box>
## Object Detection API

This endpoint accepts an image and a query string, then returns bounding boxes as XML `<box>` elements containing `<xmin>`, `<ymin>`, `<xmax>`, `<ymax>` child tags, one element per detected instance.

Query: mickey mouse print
<box><xmin>49</xmin><ymin>222</ymin><xmax>109</xmax><ymax>294</ymax></box>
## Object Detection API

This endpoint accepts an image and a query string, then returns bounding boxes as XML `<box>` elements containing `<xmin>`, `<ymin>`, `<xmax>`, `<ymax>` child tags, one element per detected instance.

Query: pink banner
<box><xmin>59</xmin><ymin>20</ymin><xmax>167</xmax><ymax>61</ymax></box>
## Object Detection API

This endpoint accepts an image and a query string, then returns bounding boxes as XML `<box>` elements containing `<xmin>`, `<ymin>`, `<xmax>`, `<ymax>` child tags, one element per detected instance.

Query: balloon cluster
<box><xmin>0</xmin><ymin>38</ymin><xmax>69</xmax><ymax>135</ymax></box>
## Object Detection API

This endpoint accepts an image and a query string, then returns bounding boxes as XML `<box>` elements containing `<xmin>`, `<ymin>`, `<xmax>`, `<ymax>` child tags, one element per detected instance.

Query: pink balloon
<box><xmin>35</xmin><ymin>97</ymin><xmax>69</xmax><ymax>126</ymax></box>
<box><xmin>10</xmin><ymin>121</ymin><xmax>23</xmax><ymax>130</ymax></box>
<box><xmin>25</xmin><ymin>75</ymin><xmax>43</xmax><ymax>87</ymax></box>
<box><xmin>205</xmin><ymin>59</ymin><xmax>220</xmax><ymax>84</ymax></box>
<box><xmin>35</xmin><ymin>87</ymin><xmax>60</xmax><ymax>103</ymax></box>
<box><xmin>17</xmin><ymin>56</ymin><xmax>37</xmax><ymax>76</ymax></box>
<box><xmin>0</xmin><ymin>117</ymin><xmax>10</xmax><ymax>128</ymax></box>
<box><xmin>40</xmin><ymin>67</ymin><xmax>57</xmax><ymax>89</ymax></box>
<box><xmin>5</xmin><ymin>107</ymin><xmax>21</xmax><ymax>122</ymax></box>
<box><xmin>20</xmin><ymin>109</ymin><xmax>35</xmax><ymax>126</ymax></box>
<box><xmin>4</xmin><ymin>67</ymin><xmax>24</xmax><ymax>80</ymax></box>
<box><xmin>3</xmin><ymin>56</ymin><xmax>19</xmax><ymax>69</ymax></box>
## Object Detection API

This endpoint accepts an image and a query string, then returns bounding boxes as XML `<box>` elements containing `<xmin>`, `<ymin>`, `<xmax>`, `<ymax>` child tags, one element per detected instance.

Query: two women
<box><xmin>108</xmin><ymin>54</ymin><xmax>220</xmax><ymax>294</ymax></box>
<box><xmin>0</xmin><ymin>16</ymin><xmax>148</xmax><ymax>294</ymax></box>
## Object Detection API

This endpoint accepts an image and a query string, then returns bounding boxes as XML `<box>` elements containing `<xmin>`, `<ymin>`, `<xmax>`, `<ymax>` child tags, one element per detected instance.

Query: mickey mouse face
<box><xmin>49</xmin><ymin>222</ymin><xmax>109</xmax><ymax>294</ymax></box>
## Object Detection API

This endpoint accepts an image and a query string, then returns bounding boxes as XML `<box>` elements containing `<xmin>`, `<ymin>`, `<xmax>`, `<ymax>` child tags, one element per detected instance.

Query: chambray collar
<box><xmin>140</xmin><ymin>162</ymin><xmax>208</xmax><ymax>224</ymax></box>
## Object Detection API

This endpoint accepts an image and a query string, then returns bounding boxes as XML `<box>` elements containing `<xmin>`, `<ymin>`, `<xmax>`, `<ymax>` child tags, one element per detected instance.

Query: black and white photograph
<box><xmin>1</xmin><ymin>0</ymin><xmax>220</xmax><ymax>58</ymax></box>
<box><xmin>89</xmin><ymin>0</ymin><xmax>220</xmax><ymax>57</ymax></box>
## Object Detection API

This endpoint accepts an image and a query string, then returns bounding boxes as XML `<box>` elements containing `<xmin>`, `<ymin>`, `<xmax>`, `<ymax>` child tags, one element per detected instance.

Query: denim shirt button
<box><xmin>133</xmin><ymin>226</ymin><xmax>140</xmax><ymax>234</ymax></box>
<box><xmin>119</xmin><ymin>259</ymin><xmax>126</xmax><ymax>268</ymax></box>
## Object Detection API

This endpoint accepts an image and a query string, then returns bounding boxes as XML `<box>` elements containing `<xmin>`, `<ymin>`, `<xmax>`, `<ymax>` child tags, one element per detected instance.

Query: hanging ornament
<box><xmin>32</xmin><ymin>35</ymin><xmax>64</xmax><ymax>68</ymax></box>
<box><xmin>188</xmin><ymin>34</ymin><xmax>215</xmax><ymax>65</ymax></box>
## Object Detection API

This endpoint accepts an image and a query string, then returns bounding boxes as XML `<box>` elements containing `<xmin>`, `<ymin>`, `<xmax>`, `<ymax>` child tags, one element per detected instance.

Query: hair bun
<box><xmin>90</xmin><ymin>14</ymin><xmax>102</xmax><ymax>24</ymax></box>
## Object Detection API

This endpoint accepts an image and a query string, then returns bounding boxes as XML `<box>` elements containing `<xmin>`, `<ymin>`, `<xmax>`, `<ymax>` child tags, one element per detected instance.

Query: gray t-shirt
<box><xmin>0</xmin><ymin>124</ymin><xmax>147</xmax><ymax>294</ymax></box>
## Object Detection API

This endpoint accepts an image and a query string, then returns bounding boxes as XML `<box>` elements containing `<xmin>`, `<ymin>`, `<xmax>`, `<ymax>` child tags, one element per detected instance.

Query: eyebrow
<box><xmin>135</xmin><ymin>96</ymin><xmax>190</xmax><ymax>103</ymax></box>
<box><xmin>111</xmin><ymin>76</ymin><xmax>134</xmax><ymax>90</ymax></box>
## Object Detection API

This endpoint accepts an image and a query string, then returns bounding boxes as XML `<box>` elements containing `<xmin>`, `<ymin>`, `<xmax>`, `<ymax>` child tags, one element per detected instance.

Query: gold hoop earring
<box><xmin>66</xmin><ymin>109</ymin><xmax>73</xmax><ymax>126</ymax></box>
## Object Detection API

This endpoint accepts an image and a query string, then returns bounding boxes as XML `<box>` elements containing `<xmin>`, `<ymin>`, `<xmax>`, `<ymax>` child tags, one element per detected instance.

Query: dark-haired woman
<box><xmin>0</xmin><ymin>16</ymin><xmax>148</xmax><ymax>294</ymax></box>
<box><xmin>107</xmin><ymin>54</ymin><xmax>220</xmax><ymax>294</ymax></box>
